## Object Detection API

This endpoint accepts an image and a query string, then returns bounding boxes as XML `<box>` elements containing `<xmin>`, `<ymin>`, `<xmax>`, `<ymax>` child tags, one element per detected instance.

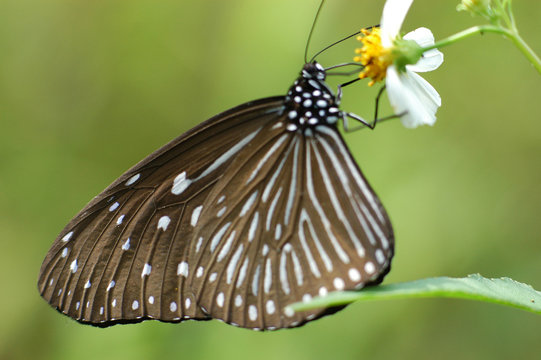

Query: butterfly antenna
<box><xmin>310</xmin><ymin>31</ymin><xmax>360</xmax><ymax>63</ymax></box>
<box><xmin>304</xmin><ymin>0</ymin><xmax>326</xmax><ymax>63</ymax></box>
<box><xmin>310</xmin><ymin>24</ymin><xmax>379</xmax><ymax>63</ymax></box>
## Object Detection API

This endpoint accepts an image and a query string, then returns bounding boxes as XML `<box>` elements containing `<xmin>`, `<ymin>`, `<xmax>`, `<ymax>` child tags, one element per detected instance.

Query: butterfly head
<box><xmin>284</xmin><ymin>62</ymin><xmax>341</xmax><ymax>132</ymax></box>
<box><xmin>301</xmin><ymin>62</ymin><xmax>326</xmax><ymax>81</ymax></box>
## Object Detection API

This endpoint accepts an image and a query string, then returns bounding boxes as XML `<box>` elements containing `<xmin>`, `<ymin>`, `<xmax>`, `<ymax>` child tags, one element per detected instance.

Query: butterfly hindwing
<box><xmin>188</xmin><ymin>121</ymin><xmax>393</xmax><ymax>330</ymax></box>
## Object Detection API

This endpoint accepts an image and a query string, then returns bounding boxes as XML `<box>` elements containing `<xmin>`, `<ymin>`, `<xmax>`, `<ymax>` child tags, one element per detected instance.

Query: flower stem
<box><xmin>421</xmin><ymin>25</ymin><xmax>541</xmax><ymax>75</ymax></box>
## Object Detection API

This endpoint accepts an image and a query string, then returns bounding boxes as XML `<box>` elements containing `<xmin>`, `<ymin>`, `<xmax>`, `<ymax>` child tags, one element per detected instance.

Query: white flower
<box><xmin>356</xmin><ymin>0</ymin><xmax>444</xmax><ymax>128</ymax></box>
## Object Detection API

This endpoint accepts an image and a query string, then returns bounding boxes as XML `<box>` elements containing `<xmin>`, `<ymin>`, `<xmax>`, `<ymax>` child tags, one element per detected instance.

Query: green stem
<box><xmin>421</xmin><ymin>25</ymin><xmax>541</xmax><ymax>75</ymax></box>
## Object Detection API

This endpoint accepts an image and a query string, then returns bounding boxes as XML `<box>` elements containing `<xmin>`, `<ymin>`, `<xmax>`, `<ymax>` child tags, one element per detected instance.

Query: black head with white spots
<box><xmin>284</xmin><ymin>62</ymin><xmax>341</xmax><ymax>133</ymax></box>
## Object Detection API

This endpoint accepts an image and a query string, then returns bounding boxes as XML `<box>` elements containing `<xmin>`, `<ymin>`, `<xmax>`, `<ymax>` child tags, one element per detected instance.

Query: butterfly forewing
<box><xmin>38</xmin><ymin>98</ymin><xmax>285</xmax><ymax>325</ymax></box>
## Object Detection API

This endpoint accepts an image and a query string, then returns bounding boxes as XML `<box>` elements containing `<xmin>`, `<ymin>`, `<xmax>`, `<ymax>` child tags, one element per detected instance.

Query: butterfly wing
<box><xmin>37</xmin><ymin>97</ymin><xmax>285</xmax><ymax>325</ymax></box>
<box><xmin>187</xmin><ymin>122</ymin><xmax>394</xmax><ymax>330</ymax></box>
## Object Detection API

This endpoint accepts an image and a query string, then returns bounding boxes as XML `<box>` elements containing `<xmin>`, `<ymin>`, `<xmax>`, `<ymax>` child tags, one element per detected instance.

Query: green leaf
<box><xmin>291</xmin><ymin>274</ymin><xmax>541</xmax><ymax>315</ymax></box>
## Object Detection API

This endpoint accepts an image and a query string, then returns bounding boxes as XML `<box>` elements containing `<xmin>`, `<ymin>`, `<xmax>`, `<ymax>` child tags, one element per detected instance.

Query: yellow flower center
<box><xmin>354</xmin><ymin>28</ymin><xmax>392</xmax><ymax>86</ymax></box>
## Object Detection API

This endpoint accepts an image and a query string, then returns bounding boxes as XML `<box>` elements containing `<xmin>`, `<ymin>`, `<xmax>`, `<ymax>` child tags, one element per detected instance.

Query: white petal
<box><xmin>408</xmin><ymin>49</ymin><xmax>444</xmax><ymax>73</ymax></box>
<box><xmin>404</xmin><ymin>27</ymin><xmax>444</xmax><ymax>72</ymax></box>
<box><xmin>403</xmin><ymin>27</ymin><xmax>435</xmax><ymax>47</ymax></box>
<box><xmin>380</xmin><ymin>0</ymin><xmax>414</xmax><ymax>47</ymax></box>
<box><xmin>386</xmin><ymin>66</ymin><xmax>441</xmax><ymax>128</ymax></box>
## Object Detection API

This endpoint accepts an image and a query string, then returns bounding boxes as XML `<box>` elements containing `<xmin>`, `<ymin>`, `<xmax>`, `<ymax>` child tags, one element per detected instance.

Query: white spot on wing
<box><xmin>107</xmin><ymin>280</ymin><xmax>115</xmax><ymax>291</ymax></box>
<box><xmin>266</xmin><ymin>187</ymin><xmax>283</xmax><ymax>231</ymax></box>
<box><xmin>236</xmin><ymin>258</ymin><xmax>249</xmax><ymax>288</ymax></box>
<box><xmin>251</xmin><ymin>264</ymin><xmax>260</xmax><ymax>296</ymax></box>
<box><xmin>185</xmin><ymin>298</ymin><xmax>191</xmax><ymax>309</ymax></box>
<box><xmin>266</xmin><ymin>300</ymin><xmax>275</xmax><ymax>314</ymax></box>
<box><xmin>248</xmin><ymin>305</ymin><xmax>258</xmax><ymax>321</ymax></box>
<box><xmin>264</xmin><ymin>258</ymin><xmax>272</xmax><ymax>294</ymax></box>
<box><xmin>177</xmin><ymin>261</ymin><xmax>189</xmax><ymax>277</ymax></box>
<box><xmin>248</xmin><ymin>212</ymin><xmax>259</xmax><ymax>242</ymax></box>
<box><xmin>333</xmin><ymin>277</ymin><xmax>345</xmax><ymax>290</ymax></box>
<box><xmin>348</xmin><ymin>268</ymin><xmax>361</xmax><ymax>282</ymax></box>
<box><xmin>284</xmin><ymin>306</ymin><xmax>294</xmax><ymax>317</ymax></box>
<box><xmin>157</xmin><ymin>216</ymin><xmax>171</xmax><ymax>231</ymax></box>
<box><xmin>196</xmin><ymin>266</ymin><xmax>204</xmax><ymax>278</ymax></box>
<box><xmin>375</xmin><ymin>249</ymin><xmax>386</xmax><ymax>264</ymax></box>
<box><xmin>62</xmin><ymin>231</ymin><xmax>73</xmax><ymax>242</ymax></box>
<box><xmin>262</xmin><ymin>244</ymin><xmax>269</xmax><ymax>256</ymax></box>
<box><xmin>217</xmin><ymin>230</ymin><xmax>236</xmax><ymax>262</ymax></box>
<box><xmin>116</xmin><ymin>214</ymin><xmax>125</xmax><ymax>225</ymax></box>
<box><xmin>109</xmin><ymin>202</ymin><xmax>119</xmax><ymax>212</ymax></box>
<box><xmin>170</xmin><ymin>301</ymin><xmax>177</xmax><ymax>312</ymax></box>
<box><xmin>148</xmin><ymin>296</ymin><xmax>154</xmax><ymax>304</ymax></box>
<box><xmin>172</xmin><ymin>171</ymin><xmax>192</xmax><ymax>195</ymax></box>
<box><xmin>291</xmin><ymin>250</ymin><xmax>303</xmax><ymax>286</ymax></box>
<box><xmin>70</xmin><ymin>259</ymin><xmax>78</xmax><ymax>273</ymax></box>
<box><xmin>240</xmin><ymin>191</ymin><xmax>259</xmax><ymax>217</ymax></box>
<box><xmin>125</xmin><ymin>173</ymin><xmax>140</xmax><ymax>186</ymax></box>
<box><xmin>195</xmin><ymin>236</ymin><xmax>203</xmax><ymax>253</ymax></box>
<box><xmin>226</xmin><ymin>244</ymin><xmax>244</xmax><ymax>284</ymax></box>
<box><xmin>298</xmin><ymin>210</ymin><xmax>321</xmax><ymax>278</ymax></box>
<box><xmin>132</xmin><ymin>300</ymin><xmax>139</xmax><ymax>310</ymax></box>
<box><xmin>210</xmin><ymin>222</ymin><xmax>231</xmax><ymax>253</ymax></box>
<box><xmin>84</xmin><ymin>280</ymin><xmax>91</xmax><ymax>289</ymax></box>
<box><xmin>279</xmin><ymin>251</ymin><xmax>290</xmax><ymax>294</ymax></box>
<box><xmin>217</xmin><ymin>206</ymin><xmax>227</xmax><ymax>217</ymax></box>
<box><xmin>141</xmin><ymin>263</ymin><xmax>152</xmax><ymax>277</ymax></box>
<box><xmin>274</xmin><ymin>224</ymin><xmax>282</xmax><ymax>240</ymax></box>
<box><xmin>235</xmin><ymin>295</ymin><xmax>243</xmax><ymax>307</ymax></box>
<box><xmin>61</xmin><ymin>248</ymin><xmax>68</xmax><ymax>258</ymax></box>
<box><xmin>122</xmin><ymin>238</ymin><xmax>130</xmax><ymax>251</ymax></box>
<box><xmin>191</xmin><ymin>205</ymin><xmax>203</xmax><ymax>227</ymax></box>
<box><xmin>284</xmin><ymin>139</ymin><xmax>300</xmax><ymax>226</ymax></box>
<box><xmin>365</xmin><ymin>261</ymin><xmax>375</xmax><ymax>274</ymax></box>
<box><xmin>216</xmin><ymin>292</ymin><xmax>225</xmax><ymax>307</ymax></box>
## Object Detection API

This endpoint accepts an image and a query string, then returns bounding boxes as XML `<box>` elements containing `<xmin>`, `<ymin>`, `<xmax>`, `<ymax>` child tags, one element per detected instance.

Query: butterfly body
<box><xmin>38</xmin><ymin>61</ymin><xmax>394</xmax><ymax>330</ymax></box>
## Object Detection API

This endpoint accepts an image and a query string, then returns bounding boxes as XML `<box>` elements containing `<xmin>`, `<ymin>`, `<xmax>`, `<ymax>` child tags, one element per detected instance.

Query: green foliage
<box><xmin>1</xmin><ymin>0</ymin><xmax>540</xmax><ymax>359</ymax></box>
<box><xmin>292</xmin><ymin>274</ymin><xmax>541</xmax><ymax>314</ymax></box>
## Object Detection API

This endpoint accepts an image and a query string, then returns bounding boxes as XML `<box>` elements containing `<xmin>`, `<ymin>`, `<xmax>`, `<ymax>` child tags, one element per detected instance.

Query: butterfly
<box><xmin>37</xmin><ymin>59</ymin><xmax>394</xmax><ymax>331</ymax></box>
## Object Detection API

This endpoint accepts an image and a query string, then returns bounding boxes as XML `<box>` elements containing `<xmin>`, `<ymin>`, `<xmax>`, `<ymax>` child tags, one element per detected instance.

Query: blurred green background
<box><xmin>1</xmin><ymin>0</ymin><xmax>540</xmax><ymax>359</ymax></box>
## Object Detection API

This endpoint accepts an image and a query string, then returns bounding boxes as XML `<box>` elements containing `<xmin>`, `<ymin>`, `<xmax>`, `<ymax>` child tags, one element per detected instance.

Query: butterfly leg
<box><xmin>336</xmin><ymin>78</ymin><xmax>361</xmax><ymax>104</ymax></box>
<box><xmin>371</xmin><ymin>85</ymin><xmax>408</xmax><ymax>126</ymax></box>
<box><xmin>342</xmin><ymin>85</ymin><xmax>406</xmax><ymax>132</ymax></box>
